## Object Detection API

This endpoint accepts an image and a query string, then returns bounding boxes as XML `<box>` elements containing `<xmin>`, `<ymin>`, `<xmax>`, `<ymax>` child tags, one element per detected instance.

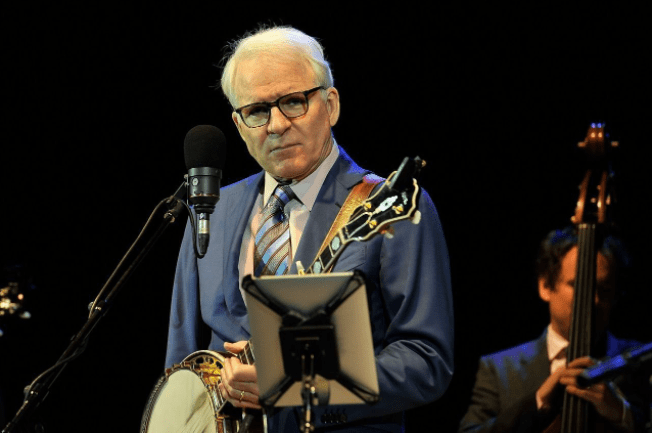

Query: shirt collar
<box><xmin>546</xmin><ymin>323</ymin><xmax>569</xmax><ymax>361</ymax></box>
<box><xmin>263</xmin><ymin>140</ymin><xmax>340</xmax><ymax>210</ymax></box>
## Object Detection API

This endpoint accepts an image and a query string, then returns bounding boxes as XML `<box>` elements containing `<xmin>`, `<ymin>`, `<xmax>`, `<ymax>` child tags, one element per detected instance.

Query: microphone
<box><xmin>184</xmin><ymin>125</ymin><xmax>226</xmax><ymax>256</ymax></box>
<box><xmin>577</xmin><ymin>341</ymin><xmax>652</xmax><ymax>387</ymax></box>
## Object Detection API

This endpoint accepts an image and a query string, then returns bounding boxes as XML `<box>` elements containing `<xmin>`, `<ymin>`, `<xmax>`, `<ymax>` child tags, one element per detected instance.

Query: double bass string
<box><xmin>571</xmin><ymin>224</ymin><xmax>597</xmax><ymax>361</ymax></box>
<box><xmin>561</xmin><ymin>223</ymin><xmax>597</xmax><ymax>432</ymax></box>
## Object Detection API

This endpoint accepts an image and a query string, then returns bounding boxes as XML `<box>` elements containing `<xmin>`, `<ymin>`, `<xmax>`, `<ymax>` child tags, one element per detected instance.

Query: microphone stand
<box><xmin>3</xmin><ymin>181</ymin><xmax>189</xmax><ymax>433</ymax></box>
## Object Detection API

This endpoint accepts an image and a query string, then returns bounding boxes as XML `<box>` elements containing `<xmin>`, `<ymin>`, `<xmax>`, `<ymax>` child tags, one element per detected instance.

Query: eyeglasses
<box><xmin>234</xmin><ymin>86</ymin><xmax>324</xmax><ymax>128</ymax></box>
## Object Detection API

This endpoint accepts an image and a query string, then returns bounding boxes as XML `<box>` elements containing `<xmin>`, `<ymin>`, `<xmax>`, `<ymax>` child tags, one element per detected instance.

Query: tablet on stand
<box><xmin>242</xmin><ymin>271</ymin><xmax>379</xmax><ymax>432</ymax></box>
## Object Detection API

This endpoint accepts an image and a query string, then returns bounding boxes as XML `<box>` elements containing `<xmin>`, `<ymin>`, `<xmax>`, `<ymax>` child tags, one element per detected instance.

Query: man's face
<box><xmin>539</xmin><ymin>246</ymin><xmax>617</xmax><ymax>340</ymax></box>
<box><xmin>231</xmin><ymin>55</ymin><xmax>340</xmax><ymax>181</ymax></box>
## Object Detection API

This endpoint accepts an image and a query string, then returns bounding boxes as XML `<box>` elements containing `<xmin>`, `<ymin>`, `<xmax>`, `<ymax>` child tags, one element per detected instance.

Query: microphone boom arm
<box><xmin>3</xmin><ymin>182</ymin><xmax>188</xmax><ymax>433</ymax></box>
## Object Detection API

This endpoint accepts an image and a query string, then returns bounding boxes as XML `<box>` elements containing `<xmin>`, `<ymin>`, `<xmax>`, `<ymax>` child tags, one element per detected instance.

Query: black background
<box><xmin>2</xmin><ymin>4</ymin><xmax>651</xmax><ymax>432</ymax></box>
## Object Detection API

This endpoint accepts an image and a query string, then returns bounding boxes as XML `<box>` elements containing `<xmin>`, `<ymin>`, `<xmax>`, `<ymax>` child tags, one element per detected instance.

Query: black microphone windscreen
<box><xmin>184</xmin><ymin>125</ymin><xmax>226</xmax><ymax>170</ymax></box>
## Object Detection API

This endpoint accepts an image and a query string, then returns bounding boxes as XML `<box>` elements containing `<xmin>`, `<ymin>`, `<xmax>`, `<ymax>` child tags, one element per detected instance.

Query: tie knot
<box><xmin>268</xmin><ymin>185</ymin><xmax>295</xmax><ymax>213</ymax></box>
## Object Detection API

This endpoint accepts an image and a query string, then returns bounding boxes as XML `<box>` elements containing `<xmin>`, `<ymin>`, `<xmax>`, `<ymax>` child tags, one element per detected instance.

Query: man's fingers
<box><xmin>218</xmin><ymin>343</ymin><xmax>261</xmax><ymax>410</ymax></box>
<box><xmin>220</xmin><ymin>357</ymin><xmax>260</xmax><ymax>399</ymax></box>
<box><xmin>564</xmin><ymin>382</ymin><xmax>623</xmax><ymax>423</ymax></box>
<box><xmin>223</xmin><ymin>357</ymin><xmax>258</xmax><ymax>383</ymax></box>
<box><xmin>218</xmin><ymin>383</ymin><xmax>261</xmax><ymax>409</ymax></box>
<box><xmin>566</xmin><ymin>356</ymin><xmax>596</xmax><ymax>368</ymax></box>
<box><xmin>224</xmin><ymin>340</ymin><xmax>248</xmax><ymax>353</ymax></box>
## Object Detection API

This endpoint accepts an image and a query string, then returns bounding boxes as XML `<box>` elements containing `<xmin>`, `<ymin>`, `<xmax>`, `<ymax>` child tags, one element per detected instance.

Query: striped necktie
<box><xmin>254</xmin><ymin>185</ymin><xmax>295</xmax><ymax>276</ymax></box>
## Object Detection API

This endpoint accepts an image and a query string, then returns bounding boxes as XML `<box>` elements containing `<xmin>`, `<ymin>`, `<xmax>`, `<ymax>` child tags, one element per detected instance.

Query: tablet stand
<box><xmin>242</xmin><ymin>271</ymin><xmax>379</xmax><ymax>432</ymax></box>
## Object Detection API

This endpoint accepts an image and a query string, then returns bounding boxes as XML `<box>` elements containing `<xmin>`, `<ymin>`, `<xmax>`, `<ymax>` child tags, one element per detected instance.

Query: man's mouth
<box><xmin>270</xmin><ymin>143</ymin><xmax>299</xmax><ymax>153</ymax></box>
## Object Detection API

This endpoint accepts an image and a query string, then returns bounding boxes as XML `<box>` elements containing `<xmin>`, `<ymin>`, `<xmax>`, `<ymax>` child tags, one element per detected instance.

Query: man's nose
<box><xmin>267</xmin><ymin>106</ymin><xmax>291</xmax><ymax>135</ymax></box>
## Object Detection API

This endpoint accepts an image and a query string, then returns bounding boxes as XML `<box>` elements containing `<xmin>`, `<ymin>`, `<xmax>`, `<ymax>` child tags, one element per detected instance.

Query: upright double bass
<box><xmin>554</xmin><ymin>123</ymin><xmax>619</xmax><ymax>432</ymax></box>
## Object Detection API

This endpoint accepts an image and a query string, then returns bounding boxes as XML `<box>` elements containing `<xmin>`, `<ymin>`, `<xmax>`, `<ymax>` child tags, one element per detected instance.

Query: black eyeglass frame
<box><xmin>234</xmin><ymin>86</ymin><xmax>325</xmax><ymax>128</ymax></box>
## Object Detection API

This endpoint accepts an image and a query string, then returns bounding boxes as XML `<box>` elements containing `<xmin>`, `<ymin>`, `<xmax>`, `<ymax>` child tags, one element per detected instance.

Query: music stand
<box><xmin>242</xmin><ymin>271</ymin><xmax>379</xmax><ymax>431</ymax></box>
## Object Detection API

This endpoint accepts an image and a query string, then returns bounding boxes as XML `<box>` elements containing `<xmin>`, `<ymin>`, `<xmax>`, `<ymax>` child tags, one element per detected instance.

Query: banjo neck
<box><xmin>237</xmin><ymin>340</ymin><xmax>256</xmax><ymax>365</ymax></box>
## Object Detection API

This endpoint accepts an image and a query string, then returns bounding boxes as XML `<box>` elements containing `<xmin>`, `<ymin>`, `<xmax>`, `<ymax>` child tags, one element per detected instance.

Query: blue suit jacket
<box><xmin>165</xmin><ymin>147</ymin><xmax>454</xmax><ymax>431</ymax></box>
<box><xmin>458</xmin><ymin>329</ymin><xmax>648</xmax><ymax>433</ymax></box>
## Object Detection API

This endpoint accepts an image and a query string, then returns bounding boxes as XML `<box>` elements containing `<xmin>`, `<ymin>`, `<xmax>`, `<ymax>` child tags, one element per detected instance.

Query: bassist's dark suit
<box><xmin>459</xmin><ymin>329</ymin><xmax>648</xmax><ymax>432</ymax></box>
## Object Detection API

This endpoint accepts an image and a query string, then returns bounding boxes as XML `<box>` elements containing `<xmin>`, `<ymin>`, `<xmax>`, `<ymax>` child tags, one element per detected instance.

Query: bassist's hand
<box><xmin>561</xmin><ymin>357</ymin><xmax>625</xmax><ymax>424</ymax></box>
<box><xmin>536</xmin><ymin>356</ymin><xmax>624</xmax><ymax>424</ymax></box>
<box><xmin>219</xmin><ymin>341</ymin><xmax>262</xmax><ymax>409</ymax></box>
<box><xmin>535</xmin><ymin>358</ymin><xmax>580</xmax><ymax>411</ymax></box>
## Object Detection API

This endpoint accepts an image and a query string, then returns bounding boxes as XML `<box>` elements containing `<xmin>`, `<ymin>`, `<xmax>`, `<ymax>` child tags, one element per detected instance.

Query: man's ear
<box><xmin>325</xmin><ymin>87</ymin><xmax>340</xmax><ymax>127</ymax></box>
<box><xmin>538</xmin><ymin>277</ymin><xmax>551</xmax><ymax>302</ymax></box>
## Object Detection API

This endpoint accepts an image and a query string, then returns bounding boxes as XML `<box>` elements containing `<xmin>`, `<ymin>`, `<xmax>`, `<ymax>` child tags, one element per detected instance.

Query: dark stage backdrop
<box><xmin>2</xmin><ymin>4</ymin><xmax>650</xmax><ymax>433</ymax></box>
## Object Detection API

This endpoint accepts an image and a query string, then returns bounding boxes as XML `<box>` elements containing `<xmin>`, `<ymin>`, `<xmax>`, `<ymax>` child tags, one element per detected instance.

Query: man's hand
<box><xmin>536</xmin><ymin>356</ymin><xmax>624</xmax><ymax>423</ymax></box>
<box><xmin>218</xmin><ymin>341</ymin><xmax>262</xmax><ymax>409</ymax></box>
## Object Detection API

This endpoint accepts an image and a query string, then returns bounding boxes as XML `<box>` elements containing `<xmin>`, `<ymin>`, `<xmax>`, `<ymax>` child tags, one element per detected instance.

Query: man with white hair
<box><xmin>165</xmin><ymin>25</ymin><xmax>454</xmax><ymax>432</ymax></box>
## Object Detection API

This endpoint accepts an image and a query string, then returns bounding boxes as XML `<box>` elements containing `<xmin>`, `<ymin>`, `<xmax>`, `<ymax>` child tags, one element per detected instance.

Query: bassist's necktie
<box><xmin>254</xmin><ymin>185</ymin><xmax>295</xmax><ymax>276</ymax></box>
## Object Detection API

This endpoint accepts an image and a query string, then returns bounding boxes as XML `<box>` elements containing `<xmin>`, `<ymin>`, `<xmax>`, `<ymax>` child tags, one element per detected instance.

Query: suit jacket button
<box><xmin>339</xmin><ymin>414</ymin><xmax>347</xmax><ymax>423</ymax></box>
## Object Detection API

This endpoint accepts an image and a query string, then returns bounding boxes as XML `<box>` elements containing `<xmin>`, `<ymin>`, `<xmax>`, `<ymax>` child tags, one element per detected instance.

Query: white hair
<box><xmin>220</xmin><ymin>26</ymin><xmax>334</xmax><ymax>107</ymax></box>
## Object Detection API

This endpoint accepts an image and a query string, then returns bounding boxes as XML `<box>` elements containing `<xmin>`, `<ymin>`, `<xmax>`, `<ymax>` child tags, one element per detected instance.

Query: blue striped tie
<box><xmin>254</xmin><ymin>185</ymin><xmax>295</xmax><ymax>276</ymax></box>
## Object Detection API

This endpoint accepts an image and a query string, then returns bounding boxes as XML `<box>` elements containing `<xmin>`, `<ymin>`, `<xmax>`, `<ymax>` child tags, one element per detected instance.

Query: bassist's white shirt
<box><xmin>547</xmin><ymin>324</ymin><xmax>568</xmax><ymax>374</ymax></box>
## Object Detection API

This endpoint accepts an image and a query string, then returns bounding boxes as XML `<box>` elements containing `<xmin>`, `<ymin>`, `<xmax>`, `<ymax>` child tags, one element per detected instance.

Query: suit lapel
<box><xmin>520</xmin><ymin>331</ymin><xmax>551</xmax><ymax>393</ymax></box>
<box><xmin>223</xmin><ymin>172</ymin><xmax>264</xmax><ymax>332</ymax></box>
<box><xmin>290</xmin><ymin>147</ymin><xmax>368</xmax><ymax>273</ymax></box>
